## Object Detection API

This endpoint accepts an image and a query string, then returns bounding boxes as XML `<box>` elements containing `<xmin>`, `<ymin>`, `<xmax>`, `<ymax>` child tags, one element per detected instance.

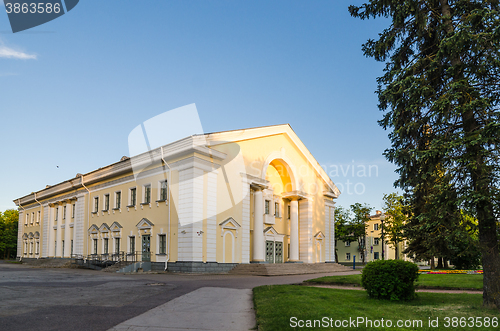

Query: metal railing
<box><xmin>72</xmin><ymin>251</ymin><xmax>150</xmax><ymax>270</ymax></box>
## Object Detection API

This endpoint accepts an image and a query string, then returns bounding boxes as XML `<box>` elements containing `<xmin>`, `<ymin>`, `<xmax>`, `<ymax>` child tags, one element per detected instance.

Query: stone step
<box><xmin>229</xmin><ymin>262</ymin><xmax>352</xmax><ymax>276</ymax></box>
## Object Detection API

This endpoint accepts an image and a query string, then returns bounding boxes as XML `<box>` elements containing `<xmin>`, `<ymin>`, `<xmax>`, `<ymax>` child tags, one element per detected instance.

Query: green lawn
<box><xmin>306</xmin><ymin>274</ymin><xmax>484</xmax><ymax>290</ymax></box>
<box><xmin>253</xmin><ymin>285</ymin><xmax>499</xmax><ymax>331</ymax></box>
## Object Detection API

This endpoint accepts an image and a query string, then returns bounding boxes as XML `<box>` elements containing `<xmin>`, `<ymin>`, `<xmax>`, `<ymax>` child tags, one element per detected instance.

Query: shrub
<box><xmin>361</xmin><ymin>259</ymin><xmax>419</xmax><ymax>301</ymax></box>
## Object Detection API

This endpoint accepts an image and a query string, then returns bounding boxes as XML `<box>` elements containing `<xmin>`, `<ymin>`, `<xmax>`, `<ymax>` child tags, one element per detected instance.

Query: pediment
<box><xmin>34</xmin><ymin>231</ymin><xmax>40</xmax><ymax>239</ymax></box>
<box><xmin>110</xmin><ymin>221</ymin><xmax>123</xmax><ymax>232</ymax></box>
<box><xmin>88</xmin><ymin>224</ymin><xmax>99</xmax><ymax>234</ymax></box>
<box><xmin>314</xmin><ymin>231</ymin><xmax>325</xmax><ymax>240</ymax></box>
<box><xmin>264</xmin><ymin>226</ymin><xmax>279</xmax><ymax>235</ymax></box>
<box><xmin>99</xmin><ymin>223</ymin><xmax>110</xmax><ymax>233</ymax></box>
<box><xmin>136</xmin><ymin>218</ymin><xmax>154</xmax><ymax>229</ymax></box>
<box><xmin>219</xmin><ymin>217</ymin><xmax>241</xmax><ymax>230</ymax></box>
<box><xmin>22</xmin><ymin>233</ymin><xmax>28</xmax><ymax>239</ymax></box>
<box><xmin>28</xmin><ymin>232</ymin><xmax>34</xmax><ymax>239</ymax></box>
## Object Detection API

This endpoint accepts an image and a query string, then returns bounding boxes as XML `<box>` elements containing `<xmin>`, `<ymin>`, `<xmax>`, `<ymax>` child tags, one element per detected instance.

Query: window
<box><xmin>71</xmin><ymin>240</ymin><xmax>73</xmax><ymax>257</ymax></box>
<box><xmin>104</xmin><ymin>194</ymin><xmax>110</xmax><ymax>211</ymax></box>
<box><xmin>31</xmin><ymin>212</ymin><xmax>34</xmax><ymax>225</ymax></box>
<box><xmin>93</xmin><ymin>239</ymin><xmax>98</xmax><ymax>255</ymax></box>
<box><xmin>103</xmin><ymin>238</ymin><xmax>109</xmax><ymax>254</ymax></box>
<box><xmin>62</xmin><ymin>240</ymin><xmax>65</xmax><ymax>257</ymax></box>
<box><xmin>25</xmin><ymin>214</ymin><xmax>28</xmax><ymax>225</ymax></box>
<box><xmin>129</xmin><ymin>188</ymin><xmax>137</xmax><ymax>206</ymax></box>
<box><xmin>159</xmin><ymin>234</ymin><xmax>166</xmax><ymax>254</ymax></box>
<box><xmin>374</xmin><ymin>238</ymin><xmax>379</xmax><ymax>245</ymax></box>
<box><xmin>143</xmin><ymin>184</ymin><xmax>151</xmax><ymax>204</ymax></box>
<box><xmin>274</xmin><ymin>202</ymin><xmax>280</xmax><ymax>217</ymax></box>
<box><xmin>115</xmin><ymin>191</ymin><xmax>121</xmax><ymax>209</ymax></box>
<box><xmin>129</xmin><ymin>236</ymin><xmax>135</xmax><ymax>254</ymax></box>
<box><xmin>72</xmin><ymin>204</ymin><xmax>76</xmax><ymax>218</ymax></box>
<box><xmin>346</xmin><ymin>253</ymin><xmax>351</xmax><ymax>261</ymax></box>
<box><xmin>115</xmin><ymin>238</ymin><xmax>120</xmax><ymax>253</ymax></box>
<box><xmin>374</xmin><ymin>252</ymin><xmax>380</xmax><ymax>260</ymax></box>
<box><xmin>36</xmin><ymin>241</ymin><xmax>40</xmax><ymax>255</ymax></box>
<box><xmin>55</xmin><ymin>207</ymin><xmax>59</xmax><ymax>221</ymax></box>
<box><xmin>24</xmin><ymin>241</ymin><xmax>28</xmax><ymax>255</ymax></box>
<box><xmin>93</xmin><ymin>197</ymin><xmax>99</xmax><ymax>213</ymax></box>
<box><xmin>37</xmin><ymin>211</ymin><xmax>41</xmax><ymax>223</ymax></box>
<box><xmin>288</xmin><ymin>205</ymin><xmax>291</xmax><ymax>219</ymax></box>
<box><xmin>374</xmin><ymin>223</ymin><xmax>379</xmax><ymax>231</ymax></box>
<box><xmin>63</xmin><ymin>206</ymin><xmax>66</xmax><ymax>220</ymax></box>
<box><xmin>345</xmin><ymin>241</ymin><xmax>350</xmax><ymax>247</ymax></box>
<box><xmin>54</xmin><ymin>241</ymin><xmax>57</xmax><ymax>256</ymax></box>
<box><xmin>30</xmin><ymin>242</ymin><xmax>33</xmax><ymax>254</ymax></box>
<box><xmin>160</xmin><ymin>180</ymin><xmax>168</xmax><ymax>201</ymax></box>
<box><xmin>265</xmin><ymin>200</ymin><xmax>270</xmax><ymax>214</ymax></box>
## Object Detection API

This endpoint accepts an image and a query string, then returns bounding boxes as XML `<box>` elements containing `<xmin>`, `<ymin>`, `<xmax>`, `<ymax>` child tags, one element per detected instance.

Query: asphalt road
<box><xmin>0</xmin><ymin>261</ymin><xmax>359</xmax><ymax>331</ymax></box>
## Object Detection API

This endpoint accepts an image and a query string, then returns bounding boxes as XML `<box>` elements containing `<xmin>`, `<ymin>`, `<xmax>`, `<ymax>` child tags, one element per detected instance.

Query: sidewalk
<box><xmin>108</xmin><ymin>287</ymin><xmax>256</xmax><ymax>331</ymax></box>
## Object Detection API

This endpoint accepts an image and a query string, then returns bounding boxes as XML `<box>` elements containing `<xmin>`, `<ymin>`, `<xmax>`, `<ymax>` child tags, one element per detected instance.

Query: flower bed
<box><xmin>418</xmin><ymin>270</ymin><xmax>483</xmax><ymax>274</ymax></box>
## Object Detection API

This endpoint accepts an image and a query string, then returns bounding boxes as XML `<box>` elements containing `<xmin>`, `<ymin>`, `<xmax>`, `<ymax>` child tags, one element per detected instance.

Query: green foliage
<box><xmin>335</xmin><ymin>203</ymin><xmax>372</xmax><ymax>263</ymax></box>
<box><xmin>349</xmin><ymin>0</ymin><xmax>500</xmax><ymax>307</ymax></box>
<box><xmin>381</xmin><ymin>193</ymin><xmax>406</xmax><ymax>258</ymax></box>
<box><xmin>0</xmin><ymin>209</ymin><xmax>19</xmax><ymax>259</ymax></box>
<box><xmin>361</xmin><ymin>259</ymin><xmax>419</xmax><ymax>301</ymax></box>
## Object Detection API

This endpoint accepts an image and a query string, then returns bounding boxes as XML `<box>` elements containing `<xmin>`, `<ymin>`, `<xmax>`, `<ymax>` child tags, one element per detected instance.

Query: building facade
<box><xmin>336</xmin><ymin>210</ymin><xmax>406</xmax><ymax>264</ymax></box>
<box><xmin>15</xmin><ymin>125</ymin><xmax>340</xmax><ymax>270</ymax></box>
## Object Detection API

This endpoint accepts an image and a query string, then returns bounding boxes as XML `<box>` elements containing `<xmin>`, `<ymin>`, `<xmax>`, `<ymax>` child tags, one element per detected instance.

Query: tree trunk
<box><xmin>440</xmin><ymin>0</ymin><xmax>500</xmax><ymax>308</ymax></box>
<box><xmin>430</xmin><ymin>258</ymin><xmax>435</xmax><ymax>269</ymax></box>
<box><xmin>437</xmin><ymin>257</ymin><xmax>443</xmax><ymax>269</ymax></box>
<box><xmin>444</xmin><ymin>259</ymin><xmax>449</xmax><ymax>269</ymax></box>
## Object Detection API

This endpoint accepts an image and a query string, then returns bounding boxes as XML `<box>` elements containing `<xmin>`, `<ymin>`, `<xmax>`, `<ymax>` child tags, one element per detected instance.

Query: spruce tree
<box><xmin>350</xmin><ymin>0</ymin><xmax>500</xmax><ymax>308</ymax></box>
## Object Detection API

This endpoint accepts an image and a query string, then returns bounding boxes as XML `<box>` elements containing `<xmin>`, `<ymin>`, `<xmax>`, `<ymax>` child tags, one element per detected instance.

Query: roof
<box><xmin>14</xmin><ymin>124</ymin><xmax>340</xmax><ymax>206</ymax></box>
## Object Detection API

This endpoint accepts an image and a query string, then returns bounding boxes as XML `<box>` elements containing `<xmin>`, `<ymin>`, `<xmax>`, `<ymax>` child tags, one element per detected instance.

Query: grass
<box><xmin>253</xmin><ymin>285</ymin><xmax>499</xmax><ymax>331</ymax></box>
<box><xmin>306</xmin><ymin>274</ymin><xmax>484</xmax><ymax>290</ymax></box>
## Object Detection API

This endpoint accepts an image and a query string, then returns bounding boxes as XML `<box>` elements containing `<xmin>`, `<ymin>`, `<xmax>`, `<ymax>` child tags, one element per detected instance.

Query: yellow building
<box><xmin>336</xmin><ymin>210</ymin><xmax>406</xmax><ymax>264</ymax></box>
<box><xmin>15</xmin><ymin>124</ymin><xmax>340</xmax><ymax>272</ymax></box>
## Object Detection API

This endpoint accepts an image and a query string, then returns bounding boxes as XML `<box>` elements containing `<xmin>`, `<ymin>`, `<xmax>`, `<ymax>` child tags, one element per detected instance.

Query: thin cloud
<box><xmin>0</xmin><ymin>45</ymin><xmax>37</xmax><ymax>59</ymax></box>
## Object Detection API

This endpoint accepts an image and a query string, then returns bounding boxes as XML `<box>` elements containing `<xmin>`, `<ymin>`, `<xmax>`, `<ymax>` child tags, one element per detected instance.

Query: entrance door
<box><xmin>142</xmin><ymin>235</ymin><xmax>151</xmax><ymax>262</ymax></box>
<box><xmin>275</xmin><ymin>242</ymin><xmax>283</xmax><ymax>263</ymax></box>
<box><xmin>265</xmin><ymin>241</ymin><xmax>274</xmax><ymax>263</ymax></box>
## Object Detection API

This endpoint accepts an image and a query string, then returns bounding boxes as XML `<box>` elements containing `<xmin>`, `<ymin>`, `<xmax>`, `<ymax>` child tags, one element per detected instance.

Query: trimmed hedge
<box><xmin>361</xmin><ymin>259</ymin><xmax>419</xmax><ymax>301</ymax></box>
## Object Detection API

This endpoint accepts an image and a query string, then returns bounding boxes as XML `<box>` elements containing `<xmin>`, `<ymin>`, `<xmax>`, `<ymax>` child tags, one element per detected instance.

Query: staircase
<box><xmin>229</xmin><ymin>262</ymin><xmax>352</xmax><ymax>276</ymax></box>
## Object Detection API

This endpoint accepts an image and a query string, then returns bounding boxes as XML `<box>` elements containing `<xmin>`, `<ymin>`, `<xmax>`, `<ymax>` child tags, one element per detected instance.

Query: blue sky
<box><xmin>0</xmin><ymin>0</ymin><xmax>398</xmax><ymax>212</ymax></box>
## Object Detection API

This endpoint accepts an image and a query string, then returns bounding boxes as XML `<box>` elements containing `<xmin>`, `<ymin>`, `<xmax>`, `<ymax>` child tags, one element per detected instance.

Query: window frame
<box><xmin>346</xmin><ymin>253</ymin><xmax>351</xmax><ymax>261</ymax></box>
<box><xmin>129</xmin><ymin>187</ymin><xmax>137</xmax><ymax>207</ymax></box>
<box><xmin>158</xmin><ymin>180</ymin><xmax>168</xmax><ymax>201</ymax></box>
<box><xmin>103</xmin><ymin>194</ymin><xmax>110</xmax><ymax>211</ymax></box>
<box><xmin>159</xmin><ymin>234</ymin><xmax>166</xmax><ymax>255</ymax></box>
<box><xmin>114</xmin><ymin>191</ymin><xmax>122</xmax><ymax>210</ymax></box>
<box><xmin>93</xmin><ymin>197</ymin><xmax>99</xmax><ymax>213</ymax></box>
<box><xmin>265</xmin><ymin>200</ymin><xmax>270</xmax><ymax>214</ymax></box>
<box><xmin>274</xmin><ymin>202</ymin><xmax>280</xmax><ymax>217</ymax></box>
<box><xmin>142</xmin><ymin>183</ymin><xmax>151</xmax><ymax>204</ymax></box>
<box><xmin>345</xmin><ymin>241</ymin><xmax>350</xmax><ymax>247</ymax></box>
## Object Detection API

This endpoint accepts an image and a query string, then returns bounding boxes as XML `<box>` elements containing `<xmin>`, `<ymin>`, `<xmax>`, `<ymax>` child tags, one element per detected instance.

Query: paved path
<box><xmin>0</xmin><ymin>261</ymin><xmax>360</xmax><ymax>331</ymax></box>
<box><xmin>108</xmin><ymin>287</ymin><xmax>255</xmax><ymax>331</ymax></box>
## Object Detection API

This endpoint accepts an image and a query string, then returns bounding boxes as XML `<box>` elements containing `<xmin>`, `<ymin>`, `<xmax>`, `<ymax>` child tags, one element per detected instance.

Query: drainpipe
<box><xmin>81</xmin><ymin>175</ymin><xmax>91</xmax><ymax>261</ymax></box>
<box><xmin>34</xmin><ymin>193</ymin><xmax>42</xmax><ymax>259</ymax></box>
<box><xmin>161</xmin><ymin>146</ymin><xmax>171</xmax><ymax>271</ymax></box>
<box><xmin>18</xmin><ymin>199</ymin><xmax>26</xmax><ymax>261</ymax></box>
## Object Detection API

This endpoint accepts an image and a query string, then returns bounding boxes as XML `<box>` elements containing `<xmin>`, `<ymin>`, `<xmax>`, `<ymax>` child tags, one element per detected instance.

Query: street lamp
<box><xmin>380</xmin><ymin>213</ymin><xmax>385</xmax><ymax>260</ymax></box>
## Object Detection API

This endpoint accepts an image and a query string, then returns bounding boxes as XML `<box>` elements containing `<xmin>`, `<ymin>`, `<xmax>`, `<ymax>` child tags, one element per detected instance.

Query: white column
<box><xmin>56</xmin><ymin>204</ymin><xmax>62</xmax><ymax>257</ymax></box>
<box><xmin>289</xmin><ymin>199</ymin><xmax>299</xmax><ymax>262</ymax></box>
<box><xmin>252</xmin><ymin>189</ymin><xmax>265</xmax><ymax>262</ymax></box>
<box><xmin>64</xmin><ymin>204</ymin><xmax>71</xmax><ymax>257</ymax></box>
<box><xmin>47</xmin><ymin>205</ymin><xmax>54</xmax><ymax>257</ymax></box>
